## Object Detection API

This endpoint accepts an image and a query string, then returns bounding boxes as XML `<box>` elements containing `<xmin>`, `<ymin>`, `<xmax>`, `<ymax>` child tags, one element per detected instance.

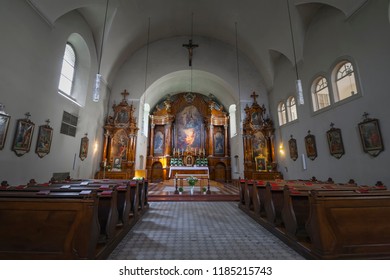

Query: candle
<box><xmin>104</xmin><ymin>159</ymin><xmax>107</xmax><ymax>167</ymax></box>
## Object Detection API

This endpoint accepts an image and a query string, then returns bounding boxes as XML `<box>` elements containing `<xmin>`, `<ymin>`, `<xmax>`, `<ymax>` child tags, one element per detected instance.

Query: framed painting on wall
<box><xmin>36</xmin><ymin>120</ymin><xmax>53</xmax><ymax>158</ymax></box>
<box><xmin>304</xmin><ymin>131</ymin><xmax>317</xmax><ymax>160</ymax></box>
<box><xmin>358</xmin><ymin>117</ymin><xmax>384</xmax><ymax>157</ymax></box>
<box><xmin>288</xmin><ymin>135</ymin><xmax>298</xmax><ymax>161</ymax></box>
<box><xmin>79</xmin><ymin>134</ymin><xmax>89</xmax><ymax>161</ymax></box>
<box><xmin>0</xmin><ymin>112</ymin><xmax>10</xmax><ymax>150</ymax></box>
<box><xmin>326</xmin><ymin>125</ymin><xmax>345</xmax><ymax>159</ymax></box>
<box><xmin>12</xmin><ymin>114</ymin><xmax>35</xmax><ymax>157</ymax></box>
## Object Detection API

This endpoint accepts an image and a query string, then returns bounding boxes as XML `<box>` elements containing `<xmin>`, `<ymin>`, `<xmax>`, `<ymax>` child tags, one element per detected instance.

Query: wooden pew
<box><xmin>12</xmin><ymin>183</ymin><xmax>120</xmax><ymax>244</ymax></box>
<box><xmin>244</xmin><ymin>180</ymin><xmax>255</xmax><ymax>211</ymax></box>
<box><xmin>238</xmin><ymin>178</ymin><xmax>245</xmax><ymax>206</ymax></box>
<box><xmin>264</xmin><ymin>182</ymin><xmax>285</xmax><ymax>227</ymax></box>
<box><xmin>306</xmin><ymin>189</ymin><xmax>390</xmax><ymax>259</ymax></box>
<box><xmin>0</xmin><ymin>190</ymin><xmax>100</xmax><ymax>259</ymax></box>
<box><xmin>129</xmin><ymin>180</ymin><xmax>139</xmax><ymax>219</ymax></box>
<box><xmin>253</xmin><ymin>180</ymin><xmax>267</xmax><ymax>218</ymax></box>
<box><xmin>281</xmin><ymin>184</ymin><xmax>386</xmax><ymax>243</ymax></box>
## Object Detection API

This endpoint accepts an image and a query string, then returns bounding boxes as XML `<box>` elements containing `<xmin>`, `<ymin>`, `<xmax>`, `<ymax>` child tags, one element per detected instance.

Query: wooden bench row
<box><xmin>238</xmin><ymin>178</ymin><xmax>390</xmax><ymax>259</ymax></box>
<box><xmin>0</xmin><ymin>178</ymin><xmax>149</xmax><ymax>259</ymax></box>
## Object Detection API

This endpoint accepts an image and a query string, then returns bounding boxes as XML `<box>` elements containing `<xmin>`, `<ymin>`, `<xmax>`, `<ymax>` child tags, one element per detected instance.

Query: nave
<box><xmin>108</xmin><ymin>201</ymin><xmax>304</xmax><ymax>260</ymax></box>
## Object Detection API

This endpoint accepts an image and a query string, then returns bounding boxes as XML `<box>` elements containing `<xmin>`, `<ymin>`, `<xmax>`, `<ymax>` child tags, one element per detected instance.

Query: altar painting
<box><xmin>154</xmin><ymin>131</ymin><xmax>164</xmax><ymax>155</ymax></box>
<box><xmin>214</xmin><ymin>131</ymin><xmax>224</xmax><ymax>155</ymax></box>
<box><xmin>253</xmin><ymin>131</ymin><xmax>267</xmax><ymax>158</ymax></box>
<box><xmin>176</xmin><ymin>105</ymin><xmax>202</xmax><ymax>150</ymax></box>
<box><xmin>111</xmin><ymin>129</ymin><xmax>128</xmax><ymax>160</ymax></box>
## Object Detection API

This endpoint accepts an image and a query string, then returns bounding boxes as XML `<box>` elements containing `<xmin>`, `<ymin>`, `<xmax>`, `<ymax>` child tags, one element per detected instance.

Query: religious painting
<box><xmin>12</xmin><ymin>118</ymin><xmax>35</xmax><ymax>157</ymax></box>
<box><xmin>35</xmin><ymin>122</ymin><xmax>53</xmax><ymax>158</ymax></box>
<box><xmin>251</xmin><ymin>111</ymin><xmax>262</xmax><ymax>126</ymax></box>
<box><xmin>115</xmin><ymin>108</ymin><xmax>129</xmax><ymax>124</ymax></box>
<box><xmin>154</xmin><ymin>131</ymin><xmax>164</xmax><ymax>155</ymax></box>
<box><xmin>358</xmin><ymin>118</ymin><xmax>384</xmax><ymax>157</ymax></box>
<box><xmin>185</xmin><ymin>155</ymin><xmax>194</xmax><ymax>166</ymax></box>
<box><xmin>176</xmin><ymin>105</ymin><xmax>202</xmax><ymax>150</ymax></box>
<box><xmin>79</xmin><ymin>135</ymin><xmax>89</xmax><ymax>161</ymax></box>
<box><xmin>288</xmin><ymin>135</ymin><xmax>298</xmax><ymax>161</ymax></box>
<box><xmin>214</xmin><ymin>130</ymin><xmax>224</xmax><ymax>155</ymax></box>
<box><xmin>304</xmin><ymin>131</ymin><xmax>317</xmax><ymax>160</ymax></box>
<box><xmin>255</xmin><ymin>156</ymin><xmax>266</xmax><ymax>171</ymax></box>
<box><xmin>113</xmin><ymin>157</ymin><xmax>122</xmax><ymax>170</ymax></box>
<box><xmin>0</xmin><ymin>112</ymin><xmax>10</xmax><ymax>150</ymax></box>
<box><xmin>111</xmin><ymin>129</ymin><xmax>129</xmax><ymax>160</ymax></box>
<box><xmin>252</xmin><ymin>131</ymin><xmax>267</xmax><ymax>158</ymax></box>
<box><xmin>326</xmin><ymin>127</ymin><xmax>345</xmax><ymax>159</ymax></box>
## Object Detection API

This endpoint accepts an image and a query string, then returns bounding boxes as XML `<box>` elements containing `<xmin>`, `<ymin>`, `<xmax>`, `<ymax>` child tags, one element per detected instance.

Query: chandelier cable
<box><xmin>98</xmin><ymin>0</ymin><xmax>110</xmax><ymax>74</ymax></box>
<box><xmin>286</xmin><ymin>0</ymin><xmax>299</xmax><ymax>80</ymax></box>
<box><xmin>144</xmin><ymin>17</ymin><xmax>151</xmax><ymax>93</ymax></box>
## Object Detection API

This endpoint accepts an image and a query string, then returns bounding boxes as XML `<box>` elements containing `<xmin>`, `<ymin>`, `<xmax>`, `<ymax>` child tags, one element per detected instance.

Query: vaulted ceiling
<box><xmin>27</xmin><ymin>0</ymin><xmax>368</xmax><ymax>95</ymax></box>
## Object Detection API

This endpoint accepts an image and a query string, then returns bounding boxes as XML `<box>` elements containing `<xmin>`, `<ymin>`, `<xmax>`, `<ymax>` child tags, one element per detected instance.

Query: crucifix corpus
<box><xmin>183</xmin><ymin>39</ymin><xmax>199</xmax><ymax>67</ymax></box>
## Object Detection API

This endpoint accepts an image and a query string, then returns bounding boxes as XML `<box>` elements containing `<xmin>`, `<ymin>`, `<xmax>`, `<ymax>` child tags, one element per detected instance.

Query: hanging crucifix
<box><xmin>183</xmin><ymin>39</ymin><xmax>198</xmax><ymax>67</ymax></box>
<box><xmin>250</xmin><ymin>91</ymin><xmax>259</xmax><ymax>104</ymax></box>
<box><xmin>183</xmin><ymin>12</ymin><xmax>198</xmax><ymax>67</ymax></box>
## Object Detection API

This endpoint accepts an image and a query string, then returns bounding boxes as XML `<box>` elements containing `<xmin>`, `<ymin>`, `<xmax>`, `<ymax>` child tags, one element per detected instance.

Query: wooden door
<box><xmin>214</xmin><ymin>162</ymin><xmax>226</xmax><ymax>182</ymax></box>
<box><xmin>151</xmin><ymin>162</ymin><xmax>163</xmax><ymax>182</ymax></box>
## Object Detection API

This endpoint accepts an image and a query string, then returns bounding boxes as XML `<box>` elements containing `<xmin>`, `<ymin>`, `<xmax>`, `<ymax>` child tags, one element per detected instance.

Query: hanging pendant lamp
<box><xmin>287</xmin><ymin>0</ymin><xmax>304</xmax><ymax>105</ymax></box>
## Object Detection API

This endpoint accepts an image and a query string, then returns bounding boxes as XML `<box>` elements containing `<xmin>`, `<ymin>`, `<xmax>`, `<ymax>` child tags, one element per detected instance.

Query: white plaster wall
<box><xmin>0</xmin><ymin>0</ymin><xmax>105</xmax><ymax>185</ymax></box>
<box><xmin>271</xmin><ymin>0</ymin><xmax>390</xmax><ymax>185</ymax></box>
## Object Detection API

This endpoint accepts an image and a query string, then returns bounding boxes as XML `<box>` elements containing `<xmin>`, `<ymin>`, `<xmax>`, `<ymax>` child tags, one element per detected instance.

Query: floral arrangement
<box><xmin>187</xmin><ymin>176</ymin><xmax>198</xmax><ymax>186</ymax></box>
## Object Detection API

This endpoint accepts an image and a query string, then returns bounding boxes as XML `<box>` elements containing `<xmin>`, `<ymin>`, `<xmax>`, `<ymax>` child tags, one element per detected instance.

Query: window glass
<box><xmin>58</xmin><ymin>43</ymin><xmax>76</xmax><ymax>96</ymax></box>
<box><xmin>312</xmin><ymin>76</ymin><xmax>330</xmax><ymax>111</ymax></box>
<box><xmin>335</xmin><ymin>61</ymin><xmax>357</xmax><ymax>102</ymax></box>
<box><xmin>287</xmin><ymin>96</ymin><xmax>297</xmax><ymax>121</ymax></box>
<box><xmin>278</xmin><ymin>102</ymin><xmax>287</xmax><ymax>126</ymax></box>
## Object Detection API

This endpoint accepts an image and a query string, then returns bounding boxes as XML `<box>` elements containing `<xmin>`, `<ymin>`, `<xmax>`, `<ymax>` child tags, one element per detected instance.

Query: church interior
<box><xmin>1</xmin><ymin>0</ymin><xmax>390</xmax><ymax>261</ymax></box>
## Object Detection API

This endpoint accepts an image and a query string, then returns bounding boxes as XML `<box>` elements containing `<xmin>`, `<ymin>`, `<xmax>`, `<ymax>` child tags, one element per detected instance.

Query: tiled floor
<box><xmin>108</xmin><ymin>201</ymin><xmax>305</xmax><ymax>260</ymax></box>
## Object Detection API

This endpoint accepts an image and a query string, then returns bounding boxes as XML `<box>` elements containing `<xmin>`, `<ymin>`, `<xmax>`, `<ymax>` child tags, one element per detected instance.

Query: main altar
<box><xmin>146</xmin><ymin>92</ymin><xmax>231</xmax><ymax>182</ymax></box>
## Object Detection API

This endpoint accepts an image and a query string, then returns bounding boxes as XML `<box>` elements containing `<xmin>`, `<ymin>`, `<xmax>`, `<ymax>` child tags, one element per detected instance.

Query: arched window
<box><xmin>334</xmin><ymin>61</ymin><xmax>358</xmax><ymax>102</ymax></box>
<box><xmin>229</xmin><ymin>104</ymin><xmax>237</xmax><ymax>137</ymax></box>
<box><xmin>278</xmin><ymin>102</ymin><xmax>287</xmax><ymax>126</ymax></box>
<box><xmin>58</xmin><ymin>43</ymin><xmax>76</xmax><ymax>96</ymax></box>
<box><xmin>312</xmin><ymin>76</ymin><xmax>330</xmax><ymax>111</ymax></box>
<box><xmin>287</xmin><ymin>96</ymin><xmax>297</xmax><ymax>121</ymax></box>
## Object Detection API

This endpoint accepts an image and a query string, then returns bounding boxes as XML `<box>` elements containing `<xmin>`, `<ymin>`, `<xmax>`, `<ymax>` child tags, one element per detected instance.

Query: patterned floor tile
<box><xmin>108</xmin><ymin>201</ymin><xmax>305</xmax><ymax>260</ymax></box>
